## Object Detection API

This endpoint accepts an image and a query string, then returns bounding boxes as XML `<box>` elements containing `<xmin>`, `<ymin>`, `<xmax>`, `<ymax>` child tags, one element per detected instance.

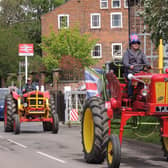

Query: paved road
<box><xmin>0</xmin><ymin>121</ymin><xmax>167</xmax><ymax>168</ymax></box>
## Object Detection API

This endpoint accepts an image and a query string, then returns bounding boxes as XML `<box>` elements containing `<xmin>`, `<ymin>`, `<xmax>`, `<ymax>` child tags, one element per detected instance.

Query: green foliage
<box><xmin>0</xmin><ymin>0</ymin><xmax>27</xmax><ymax>25</ymax></box>
<box><xmin>29</xmin><ymin>0</ymin><xmax>65</xmax><ymax>17</ymax></box>
<box><xmin>43</xmin><ymin>56</ymin><xmax>59</xmax><ymax>71</ymax></box>
<box><xmin>28</xmin><ymin>55</ymin><xmax>44</xmax><ymax>73</ymax></box>
<box><xmin>142</xmin><ymin>0</ymin><xmax>168</xmax><ymax>46</ymax></box>
<box><xmin>0</xmin><ymin>25</ymin><xmax>29</xmax><ymax>77</ymax></box>
<box><xmin>41</xmin><ymin>26</ymin><xmax>98</xmax><ymax>71</ymax></box>
<box><xmin>0</xmin><ymin>0</ymin><xmax>65</xmax><ymax>84</ymax></box>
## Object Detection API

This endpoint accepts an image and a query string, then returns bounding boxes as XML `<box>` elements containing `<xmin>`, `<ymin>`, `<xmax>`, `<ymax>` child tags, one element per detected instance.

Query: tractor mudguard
<box><xmin>44</xmin><ymin>91</ymin><xmax>50</xmax><ymax>99</ymax></box>
<box><xmin>12</xmin><ymin>91</ymin><xmax>20</xmax><ymax>100</ymax></box>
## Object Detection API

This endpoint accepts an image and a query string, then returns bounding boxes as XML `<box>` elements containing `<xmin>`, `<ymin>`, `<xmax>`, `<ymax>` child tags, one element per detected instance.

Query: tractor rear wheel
<box><xmin>43</xmin><ymin>122</ymin><xmax>52</xmax><ymax>131</ymax></box>
<box><xmin>4</xmin><ymin>94</ymin><xmax>16</xmax><ymax>132</ymax></box>
<box><xmin>52</xmin><ymin>113</ymin><xmax>59</xmax><ymax>133</ymax></box>
<box><xmin>107</xmin><ymin>134</ymin><xmax>121</xmax><ymax>168</ymax></box>
<box><xmin>13</xmin><ymin>114</ymin><xmax>20</xmax><ymax>134</ymax></box>
<box><xmin>81</xmin><ymin>97</ymin><xmax>109</xmax><ymax>163</ymax></box>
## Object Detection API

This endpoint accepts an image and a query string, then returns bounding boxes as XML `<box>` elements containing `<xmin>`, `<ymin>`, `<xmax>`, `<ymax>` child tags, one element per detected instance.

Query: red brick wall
<box><xmin>129</xmin><ymin>4</ymin><xmax>158</xmax><ymax>66</ymax></box>
<box><xmin>41</xmin><ymin>0</ymin><xmax>129</xmax><ymax>68</ymax></box>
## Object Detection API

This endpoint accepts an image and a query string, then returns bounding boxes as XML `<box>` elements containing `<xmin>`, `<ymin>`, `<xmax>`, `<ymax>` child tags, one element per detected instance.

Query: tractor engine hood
<box><xmin>150</xmin><ymin>73</ymin><xmax>168</xmax><ymax>104</ymax></box>
<box><xmin>129</xmin><ymin>71</ymin><xmax>152</xmax><ymax>86</ymax></box>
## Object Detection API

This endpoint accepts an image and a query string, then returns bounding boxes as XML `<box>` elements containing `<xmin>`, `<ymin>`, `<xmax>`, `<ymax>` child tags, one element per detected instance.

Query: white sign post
<box><xmin>19</xmin><ymin>44</ymin><xmax>34</xmax><ymax>83</ymax></box>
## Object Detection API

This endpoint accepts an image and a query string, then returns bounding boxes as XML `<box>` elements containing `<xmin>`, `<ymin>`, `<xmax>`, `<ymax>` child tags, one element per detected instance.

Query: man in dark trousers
<box><xmin>123</xmin><ymin>33</ymin><xmax>151</xmax><ymax>98</ymax></box>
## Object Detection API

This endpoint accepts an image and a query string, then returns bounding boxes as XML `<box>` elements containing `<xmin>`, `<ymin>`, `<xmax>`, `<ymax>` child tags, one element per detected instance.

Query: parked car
<box><xmin>0</xmin><ymin>88</ymin><xmax>10</xmax><ymax>120</ymax></box>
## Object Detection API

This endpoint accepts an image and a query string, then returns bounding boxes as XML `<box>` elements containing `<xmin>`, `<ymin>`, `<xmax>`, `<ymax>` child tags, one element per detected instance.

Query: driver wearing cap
<box><xmin>22</xmin><ymin>77</ymin><xmax>36</xmax><ymax>93</ymax></box>
<box><xmin>123</xmin><ymin>33</ymin><xmax>151</xmax><ymax>97</ymax></box>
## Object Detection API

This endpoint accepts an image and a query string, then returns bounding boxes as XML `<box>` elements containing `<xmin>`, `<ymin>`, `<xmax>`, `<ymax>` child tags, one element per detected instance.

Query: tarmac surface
<box><xmin>0</xmin><ymin>121</ymin><xmax>167</xmax><ymax>168</ymax></box>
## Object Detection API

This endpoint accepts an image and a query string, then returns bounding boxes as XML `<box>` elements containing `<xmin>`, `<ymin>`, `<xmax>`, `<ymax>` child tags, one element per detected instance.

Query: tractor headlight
<box><xmin>38</xmin><ymin>100</ymin><xmax>43</xmax><ymax>105</ymax></box>
<box><xmin>141</xmin><ymin>89</ymin><xmax>148</xmax><ymax>97</ymax></box>
<box><xmin>24</xmin><ymin>102</ymin><xmax>28</xmax><ymax>107</ymax></box>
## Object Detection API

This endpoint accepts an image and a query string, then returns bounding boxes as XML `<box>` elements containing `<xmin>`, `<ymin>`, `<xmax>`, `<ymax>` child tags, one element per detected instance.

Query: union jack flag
<box><xmin>84</xmin><ymin>67</ymin><xmax>103</xmax><ymax>98</ymax></box>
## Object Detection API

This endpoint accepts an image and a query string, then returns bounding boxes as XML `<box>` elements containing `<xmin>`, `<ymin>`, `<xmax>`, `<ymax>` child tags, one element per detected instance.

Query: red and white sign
<box><xmin>70</xmin><ymin>109</ymin><xmax>79</xmax><ymax>121</ymax></box>
<box><xmin>19</xmin><ymin>44</ymin><xmax>34</xmax><ymax>56</ymax></box>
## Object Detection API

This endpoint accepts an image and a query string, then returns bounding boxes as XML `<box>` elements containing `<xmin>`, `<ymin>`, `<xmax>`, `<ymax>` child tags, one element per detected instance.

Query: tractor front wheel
<box><xmin>43</xmin><ymin>122</ymin><xmax>52</xmax><ymax>131</ymax></box>
<box><xmin>81</xmin><ymin>97</ymin><xmax>109</xmax><ymax>163</ymax></box>
<box><xmin>13</xmin><ymin>114</ymin><xmax>20</xmax><ymax>134</ymax></box>
<box><xmin>52</xmin><ymin>113</ymin><xmax>59</xmax><ymax>134</ymax></box>
<box><xmin>160</xmin><ymin>120</ymin><xmax>168</xmax><ymax>161</ymax></box>
<box><xmin>161</xmin><ymin>137</ymin><xmax>168</xmax><ymax>160</ymax></box>
<box><xmin>107</xmin><ymin>134</ymin><xmax>121</xmax><ymax>168</ymax></box>
<box><xmin>4</xmin><ymin>94</ymin><xmax>16</xmax><ymax>132</ymax></box>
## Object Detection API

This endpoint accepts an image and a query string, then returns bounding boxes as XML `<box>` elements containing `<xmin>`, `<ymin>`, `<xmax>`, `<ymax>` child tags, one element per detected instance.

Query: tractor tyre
<box><xmin>161</xmin><ymin>137</ymin><xmax>168</xmax><ymax>161</ymax></box>
<box><xmin>107</xmin><ymin>134</ymin><xmax>121</xmax><ymax>168</ymax></box>
<box><xmin>81</xmin><ymin>97</ymin><xmax>109</xmax><ymax>163</ymax></box>
<box><xmin>160</xmin><ymin>121</ymin><xmax>168</xmax><ymax>161</ymax></box>
<box><xmin>49</xmin><ymin>95</ymin><xmax>56</xmax><ymax>114</ymax></box>
<box><xmin>4</xmin><ymin>94</ymin><xmax>16</xmax><ymax>132</ymax></box>
<box><xmin>52</xmin><ymin>113</ymin><xmax>59</xmax><ymax>134</ymax></box>
<box><xmin>13</xmin><ymin>114</ymin><xmax>20</xmax><ymax>134</ymax></box>
<box><xmin>43</xmin><ymin>122</ymin><xmax>52</xmax><ymax>131</ymax></box>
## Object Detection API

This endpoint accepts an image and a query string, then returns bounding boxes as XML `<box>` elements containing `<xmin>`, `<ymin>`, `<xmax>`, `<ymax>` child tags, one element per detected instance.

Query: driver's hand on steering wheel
<box><xmin>144</xmin><ymin>65</ymin><xmax>152</xmax><ymax>71</ymax></box>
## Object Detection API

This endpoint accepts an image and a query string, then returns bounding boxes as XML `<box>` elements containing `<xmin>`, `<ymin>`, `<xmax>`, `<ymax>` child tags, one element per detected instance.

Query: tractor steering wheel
<box><xmin>113</xmin><ymin>61</ymin><xmax>124</xmax><ymax>68</ymax></box>
<box><xmin>133</xmin><ymin>64</ymin><xmax>151</xmax><ymax>72</ymax></box>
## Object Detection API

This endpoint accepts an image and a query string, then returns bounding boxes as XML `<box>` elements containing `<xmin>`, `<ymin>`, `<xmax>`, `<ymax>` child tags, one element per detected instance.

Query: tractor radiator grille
<box><xmin>155</xmin><ymin>82</ymin><xmax>168</xmax><ymax>104</ymax></box>
<box><xmin>28</xmin><ymin>94</ymin><xmax>44</xmax><ymax>108</ymax></box>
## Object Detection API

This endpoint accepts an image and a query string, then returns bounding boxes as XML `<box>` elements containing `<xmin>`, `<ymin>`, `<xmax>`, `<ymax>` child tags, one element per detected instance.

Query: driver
<box><xmin>22</xmin><ymin>77</ymin><xmax>36</xmax><ymax>93</ymax></box>
<box><xmin>123</xmin><ymin>33</ymin><xmax>151</xmax><ymax>98</ymax></box>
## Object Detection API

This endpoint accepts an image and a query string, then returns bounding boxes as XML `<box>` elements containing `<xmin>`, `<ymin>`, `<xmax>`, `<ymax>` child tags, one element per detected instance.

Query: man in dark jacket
<box><xmin>123</xmin><ymin>33</ymin><xmax>151</xmax><ymax>97</ymax></box>
<box><xmin>22</xmin><ymin>77</ymin><xmax>36</xmax><ymax>93</ymax></box>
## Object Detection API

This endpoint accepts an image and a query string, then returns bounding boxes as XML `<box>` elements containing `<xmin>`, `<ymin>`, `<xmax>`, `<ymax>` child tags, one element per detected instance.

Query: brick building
<box><xmin>129</xmin><ymin>0</ymin><xmax>158</xmax><ymax>67</ymax></box>
<box><xmin>41</xmin><ymin>0</ymin><xmax>159</xmax><ymax>92</ymax></box>
<box><xmin>41</xmin><ymin>0</ymin><xmax>130</xmax><ymax>68</ymax></box>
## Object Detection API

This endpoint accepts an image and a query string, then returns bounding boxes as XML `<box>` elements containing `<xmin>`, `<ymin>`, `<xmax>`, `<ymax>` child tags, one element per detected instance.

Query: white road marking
<box><xmin>7</xmin><ymin>139</ymin><xmax>27</xmax><ymax>149</ymax></box>
<box><xmin>37</xmin><ymin>151</ymin><xmax>66</xmax><ymax>164</ymax></box>
<box><xmin>2</xmin><ymin>136</ymin><xmax>66</xmax><ymax>164</ymax></box>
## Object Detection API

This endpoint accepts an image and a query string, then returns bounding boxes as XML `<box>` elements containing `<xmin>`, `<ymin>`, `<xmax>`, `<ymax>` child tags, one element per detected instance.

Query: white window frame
<box><xmin>112</xmin><ymin>43</ymin><xmax>122</xmax><ymax>59</ymax></box>
<box><xmin>100</xmin><ymin>0</ymin><xmax>108</xmax><ymax>9</ymax></box>
<box><xmin>111</xmin><ymin>0</ymin><xmax>121</xmax><ymax>8</ymax></box>
<box><xmin>91</xmin><ymin>44</ymin><xmax>102</xmax><ymax>58</ymax></box>
<box><xmin>110</xmin><ymin>12</ymin><xmax>123</xmax><ymax>28</ymax></box>
<box><xmin>90</xmin><ymin>13</ymin><xmax>101</xmax><ymax>29</ymax></box>
<box><xmin>58</xmin><ymin>14</ymin><xmax>69</xmax><ymax>29</ymax></box>
<box><xmin>124</xmin><ymin>0</ymin><xmax>128</xmax><ymax>8</ymax></box>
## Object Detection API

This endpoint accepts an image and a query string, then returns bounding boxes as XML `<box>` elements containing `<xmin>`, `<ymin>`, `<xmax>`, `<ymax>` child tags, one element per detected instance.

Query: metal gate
<box><xmin>64</xmin><ymin>90</ymin><xmax>86</xmax><ymax>125</ymax></box>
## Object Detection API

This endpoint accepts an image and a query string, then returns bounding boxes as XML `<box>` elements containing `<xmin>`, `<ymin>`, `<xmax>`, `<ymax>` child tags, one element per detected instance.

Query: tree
<box><xmin>41</xmin><ymin>26</ymin><xmax>98</xmax><ymax>71</ymax></box>
<box><xmin>25</xmin><ymin>0</ymin><xmax>65</xmax><ymax>54</ymax></box>
<box><xmin>0</xmin><ymin>0</ymin><xmax>27</xmax><ymax>25</ymax></box>
<box><xmin>0</xmin><ymin>24</ymin><xmax>31</xmax><ymax>86</ymax></box>
<box><xmin>0</xmin><ymin>0</ymin><xmax>65</xmax><ymax>56</ymax></box>
<box><xmin>142</xmin><ymin>0</ymin><xmax>168</xmax><ymax>46</ymax></box>
<box><xmin>0</xmin><ymin>0</ymin><xmax>65</xmax><ymax>86</ymax></box>
<box><xmin>29</xmin><ymin>0</ymin><xmax>65</xmax><ymax>19</ymax></box>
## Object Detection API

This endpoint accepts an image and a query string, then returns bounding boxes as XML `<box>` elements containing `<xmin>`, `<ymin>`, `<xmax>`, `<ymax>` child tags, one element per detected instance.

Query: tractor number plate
<box><xmin>156</xmin><ymin>106</ymin><xmax>168</xmax><ymax>113</ymax></box>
